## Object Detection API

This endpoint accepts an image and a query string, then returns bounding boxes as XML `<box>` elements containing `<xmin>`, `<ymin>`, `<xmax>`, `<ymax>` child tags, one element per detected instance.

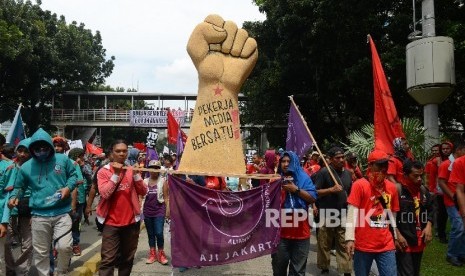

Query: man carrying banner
<box><xmin>272</xmin><ymin>151</ymin><xmax>317</xmax><ymax>276</ymax></box>
<box><xmin>314</xmin><ymin>147</ymin><xmax>352</xmax><ymax>275</ymax></box>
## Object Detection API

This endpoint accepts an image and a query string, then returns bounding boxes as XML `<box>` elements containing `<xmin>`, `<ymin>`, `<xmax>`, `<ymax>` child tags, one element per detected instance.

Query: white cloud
<box><xmin>39</xmin><ymin>0</ymin><xmax>266</xmax><ymax>92</ymax></box>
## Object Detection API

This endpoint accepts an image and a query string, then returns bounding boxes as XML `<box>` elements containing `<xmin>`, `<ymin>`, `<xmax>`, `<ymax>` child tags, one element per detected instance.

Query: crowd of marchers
<box><xmin>1</xmin><ymin>130</ymin><xmax>465</xmax><ymax>276</ymax></box>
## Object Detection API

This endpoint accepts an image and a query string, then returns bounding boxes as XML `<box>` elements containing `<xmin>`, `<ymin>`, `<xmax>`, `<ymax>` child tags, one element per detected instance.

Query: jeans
<box><xmin>446</xmin><ymin>206</ymin><xmax>465</xmax><ymax>258</ymax></box>
<box><xmin>99</xmin><ymin>222</ymin><xmax>140</xmax><ymax>276</ymax></box>
<box><xmin>271</xmin><ymin>238</ymin><xmax>310</xmax><ymax>276</ymax></box>
<box><xmin>144</xmin><ymin>216</ymin><xmax>165</xmax><ymax>249</ymax></box>
<box><xmin>71</xmin><ymin>203</ymin><xmax>85</xmax><ymax>245</ymax></box>
<box><xmin>353</xmin><ymin>250</ymin><xmax>396</xmax><ymax>276</ymax></box>
<box><xmin>31</xmin><ymin>214</ymin><xmax>73</xmax><ymax>275</ymax></box>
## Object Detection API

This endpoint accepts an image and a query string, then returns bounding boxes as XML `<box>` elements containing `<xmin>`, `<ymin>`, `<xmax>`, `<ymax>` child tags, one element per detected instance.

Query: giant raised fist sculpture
<box><xmin>178</xmin><ymin>14</ymin><xmax>258</xmax><ymax>175</ymax></box>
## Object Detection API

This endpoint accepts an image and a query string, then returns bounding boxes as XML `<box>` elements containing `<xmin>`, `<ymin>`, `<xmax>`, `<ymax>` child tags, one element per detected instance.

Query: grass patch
<box><xmin>421</xmin><ymin>223</ymin><xmax>464</xmax><ymax>276</ymax></box>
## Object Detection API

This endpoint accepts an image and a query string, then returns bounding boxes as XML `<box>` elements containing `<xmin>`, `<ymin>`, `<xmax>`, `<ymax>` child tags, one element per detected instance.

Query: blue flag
<box><xmin>6</xmin><ymin>106</ymin><xmax>26</xmax><ymax>145</ymax></box>
<box><xmin>286</xmin><ymin>101</ymin><xmax>313</xmax><ymax>158</ymax></box>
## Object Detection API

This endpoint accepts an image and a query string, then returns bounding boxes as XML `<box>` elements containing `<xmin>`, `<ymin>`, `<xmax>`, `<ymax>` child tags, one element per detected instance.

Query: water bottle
<box><xmin>45</xmin><ymin>191</ymin><xmax>62</xmax><ymax>205</ymax></box>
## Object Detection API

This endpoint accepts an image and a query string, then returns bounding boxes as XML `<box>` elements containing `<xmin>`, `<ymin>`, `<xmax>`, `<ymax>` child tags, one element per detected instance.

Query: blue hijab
<box><xmin>278</xmin><ymin>151</ymin><xmax>317</xmax><ymax>209</ymax></box>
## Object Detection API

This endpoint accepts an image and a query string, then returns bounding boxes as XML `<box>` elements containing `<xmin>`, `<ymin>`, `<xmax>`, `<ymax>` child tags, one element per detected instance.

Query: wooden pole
<box><xmin>288</xmin><ymin>95</ymin><xmax>342</xmax><ymax>187</ymax></box>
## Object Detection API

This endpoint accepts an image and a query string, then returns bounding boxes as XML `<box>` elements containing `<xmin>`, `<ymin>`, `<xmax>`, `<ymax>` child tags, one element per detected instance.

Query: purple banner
<box><xmin>169</xmin><ymin>175</ymin><xmax>281</xmax><ymax>267</ymax></box>
<box><xmin>286</xmin><ymin>102</ymin><xmax>313</xmax><ymax>158</ymax></box>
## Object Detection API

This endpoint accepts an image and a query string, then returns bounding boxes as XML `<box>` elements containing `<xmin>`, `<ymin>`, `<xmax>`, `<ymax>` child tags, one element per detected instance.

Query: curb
<box><xmin>69</xmin><ymin>252</ymin><xmax>101</xmax><ymax>276</ymax></box>
<box><xmin>69</xmin><ymin>222</ymin><xmax>146</xmax><ymax>275</ymax></box>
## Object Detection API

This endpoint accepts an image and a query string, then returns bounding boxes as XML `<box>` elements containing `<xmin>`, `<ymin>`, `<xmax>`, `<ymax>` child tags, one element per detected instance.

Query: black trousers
<box><xmin>396</xmin><ymin>251</ymin><xmax>423</xmax><ymax>276</ymax></box>
<box><xmin>435</xmin><ymin>195</ymin><xmax>448</xmax><ymax>239</ymax></box>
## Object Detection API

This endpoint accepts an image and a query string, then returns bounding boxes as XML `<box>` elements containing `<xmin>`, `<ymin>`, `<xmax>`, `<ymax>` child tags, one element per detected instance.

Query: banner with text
<box><xmin>169</xmin><ymin>175</ymin><xmax>281</xmax><ymax>267</ymax></box>
<box><xmin>129</xmin><ymin>110</ymin><xmax>185</xmax><ymax>127</ymax></box>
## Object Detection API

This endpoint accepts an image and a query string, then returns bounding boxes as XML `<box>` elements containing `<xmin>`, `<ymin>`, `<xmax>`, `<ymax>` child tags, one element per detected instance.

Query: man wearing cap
<box><xmin>345</xmin><ymin>150</ymin><xmax>400</xmax><ymax>276</ymax></box>
<box><xmin>314</xmin><ymin>147</ymin><xmax>352</xmax><ymax>275</ymax></box>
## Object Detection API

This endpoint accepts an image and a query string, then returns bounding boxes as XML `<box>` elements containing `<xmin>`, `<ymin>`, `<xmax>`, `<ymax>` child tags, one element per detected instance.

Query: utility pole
<box><xmin>406</xmin><ymin>0</ymin><xmax>455</xmax><ymax>147</ymax></box>
<box><xmin>422</xmin><ymin>0</ymin><xmax>439</xmax><ymax>144</ymax></box>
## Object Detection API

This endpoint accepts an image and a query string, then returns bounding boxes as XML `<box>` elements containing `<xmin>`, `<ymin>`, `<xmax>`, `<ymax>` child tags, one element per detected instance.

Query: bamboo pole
<box><xmin>288</xmin><ymin>96</ymin><xmax>342</xmax><ymax>187</ymax></box>
<box><xmin>120</xmin><ymin>165</ymin><xmax>280</xmax><ymax>180</ymax></box>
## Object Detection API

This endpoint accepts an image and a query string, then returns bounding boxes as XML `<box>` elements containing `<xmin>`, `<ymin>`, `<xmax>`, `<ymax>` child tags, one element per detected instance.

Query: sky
<box><xmin>40</xmin><ymin>0</ymin><xmax>266</xmax><ymax>95</ymax></box>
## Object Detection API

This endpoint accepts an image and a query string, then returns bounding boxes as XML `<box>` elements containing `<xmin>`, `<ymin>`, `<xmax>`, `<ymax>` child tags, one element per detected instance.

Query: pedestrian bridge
<box><xmin>51</xmin><ymin>91</ymin><xmax>248</xmax><ymax>129</ymax></box>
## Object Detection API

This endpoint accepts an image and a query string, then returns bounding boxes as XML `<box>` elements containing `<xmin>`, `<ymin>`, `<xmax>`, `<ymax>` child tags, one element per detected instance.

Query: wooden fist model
<box><xmin>178</xmin><ymin>14</ymin><xmax>258</xmax><ymax>175</ymax></box>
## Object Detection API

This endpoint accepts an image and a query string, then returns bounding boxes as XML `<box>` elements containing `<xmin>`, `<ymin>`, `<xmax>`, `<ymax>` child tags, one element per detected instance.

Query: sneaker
<box><xmin>446</xmin><ymin>256</ymin><xmax>463</xmax><ymax>266</ymax></box>
<box><xmin>72</xmin><ymin>245</ymin><xmax>81</xmax><ymax>256</ymax></box>
<box><xmin>330</xmin><ymin>249</ymin><xmax>336</xmax><ymax>256</ymax></box>
<box><xmin>146</xmin><ymin>248</ymin><xmax>157</xmax><ymax>264</ymax></box>
<box><xmin>158</xmin><ymin>249</ymin><xmax>169</xmax><ymax>265</ymax></box>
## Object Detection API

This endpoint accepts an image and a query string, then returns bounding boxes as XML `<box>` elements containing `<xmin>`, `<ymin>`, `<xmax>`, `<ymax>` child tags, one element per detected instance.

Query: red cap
<box><xmin>367</xmin><ymin>150</ymin><xmax>390</xmax><ymax>164</ymax></box>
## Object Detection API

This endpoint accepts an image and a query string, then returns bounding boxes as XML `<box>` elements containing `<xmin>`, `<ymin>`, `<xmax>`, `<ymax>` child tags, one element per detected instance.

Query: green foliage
<box><xmin>343</xmin><ymin>118</ymin><xmax>434</xmax><ymax>169</ymax></box>
<box><xmin>0</xmin><ymin>0</ymin><xmax>115</xmax><ymax>132</ymax></box>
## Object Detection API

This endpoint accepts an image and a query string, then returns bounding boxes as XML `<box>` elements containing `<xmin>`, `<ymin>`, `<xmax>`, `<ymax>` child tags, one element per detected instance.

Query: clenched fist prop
<box><xmin>178</xmin><ymin>14</ymin><xmax>258</xmax><ymax>175</ymax></box>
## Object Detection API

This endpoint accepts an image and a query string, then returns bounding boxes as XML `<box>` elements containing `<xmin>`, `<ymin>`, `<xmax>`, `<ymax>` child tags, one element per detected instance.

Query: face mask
<box><xmin>368</xmin><ymin>171</ymin><xmax>385</xmax><ymax>188</ymax></box>
<box><xmin>34</xmin><ymin>148</ymin><xmax>50</xmax><ymax>161</ymax></box>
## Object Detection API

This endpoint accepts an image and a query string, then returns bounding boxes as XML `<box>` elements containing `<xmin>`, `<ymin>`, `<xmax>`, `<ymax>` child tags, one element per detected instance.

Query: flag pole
<box><xmin>288</xmin><ymin>96</ymin><xmax>342</xmax><ymax>187</ymax></box>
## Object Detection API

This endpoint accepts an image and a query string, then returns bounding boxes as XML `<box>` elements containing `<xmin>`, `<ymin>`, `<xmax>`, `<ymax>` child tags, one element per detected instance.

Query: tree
<box><xmin>0</xmin><ymin>0</ymin><xmax>115</xmax><ymax>133</ymax></box>
<box><xmin>343</xmin><ymin>118</ymin><xmax>437</xmax><ymax>170</ymax></box>
<box><xmin>241</xmin><ymin>0</ymin><xmax>465</xmax><ymax>147</ymax></box>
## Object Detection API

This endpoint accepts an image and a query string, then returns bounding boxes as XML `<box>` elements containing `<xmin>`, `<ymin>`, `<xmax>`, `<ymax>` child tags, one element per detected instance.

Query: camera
<box><xmin>282</xmin><ymin>176</ymin><xmax>294</xmax><ymax>184</ymax></box>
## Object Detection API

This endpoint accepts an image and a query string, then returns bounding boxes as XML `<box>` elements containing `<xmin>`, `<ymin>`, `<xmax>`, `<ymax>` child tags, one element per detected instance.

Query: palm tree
<box><xmin>342</xmin><ymin>118</ymin><xmax>435</xmax><ymax>170</ymax></box>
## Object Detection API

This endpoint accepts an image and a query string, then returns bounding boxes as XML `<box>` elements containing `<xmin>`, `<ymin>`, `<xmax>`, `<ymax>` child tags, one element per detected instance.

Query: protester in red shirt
<box><xmin>247</xmin><ymin>153</ymin><xmax>263</xmax><ymax>188</ymax></box>
<box><xmin>439</xmin><ymin>143</ymin><xmax>465</xmax><ymax>266</ymax></box>
<box><xmin>97</xmin><ymin>139</ymin><xmax>148</xmax><ymax>276</ymax></box>
<box><xmin>395</xmin><ymin>161</ymin><xmax>433</xmax><ymax>276</ymax></box>
<box><xmin>259</xmin><ymin>149</ymin><xmax>277</xmax><ymax>186</ymax></box>
<box><xmin>453</xmin><ymin>156</ymin><xmax>465</xmax><ymax>230</ymax></box>
<box><xmin>345</xmin><ymin>152</ymin><xmax>363</xmax><ymax>181</ymax></box>
<box><xmin>425</xmin><ymin>144</ymin><xmax>441</xmax><ymax>193</ymax></box>
<box><xmin>387</xmin><ymin>137</ymin><xmax>410</xmax><ymax>186</ymax></box>
<box><xmin>345</xmin><ymin>150</ymin><xmax>399</xmax><ymax>276</ymax></box>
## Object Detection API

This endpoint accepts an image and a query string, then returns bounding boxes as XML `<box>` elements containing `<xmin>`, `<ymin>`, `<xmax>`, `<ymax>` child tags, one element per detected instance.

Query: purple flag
<box><xmin>175</xmin><ymin>129</ymin><xmax>184</xmax><ymax>169</ymax></box>
<box><xmin>169</xmin><ymin>175</ymin><xmax>281</xmax><ymax>267</ymax></box>
<box><xmin>6</xmin><ymin>105</ymin><xmax>26</xmax><ymax>145</ymax></box>
<box><xmin>286</xmin><ymin>102</ymin><xmax>313</xmax><ymax>158</ymax></box>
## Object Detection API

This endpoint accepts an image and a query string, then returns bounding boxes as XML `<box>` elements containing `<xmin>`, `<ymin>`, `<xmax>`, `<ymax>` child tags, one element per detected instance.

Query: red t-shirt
<box><xmin>425</xmin><ymin>157</ymin><xmax>440</xmax><ymax>194</ymax></box>
<box><xmin>347</xmin><ymin>178</ymin><xmax>400</xmax><ymax>253</ymax></box>
<box><xmin>205</xmin><ymin>176</ymin><xmax>226</xmax><ymax>190</ymax></box>
<box><xmin>438</xmin><ymin>160</ymin><xmax>455</xmax><ymax>207</ymax></box>
<box><xmin>279</xmin><ymin>191</ymin><xmax>310</xmax><ymax>239</ymax></box>
<box><xmin>388</xmin><ymin>157</ymin><xmax>404</xmax><ymax>184</ymax></box>
<box><xmin>449</xmin><ymin>156</ymin><xmax>465</xmax><ymax>199</ymax></box>
<box><xmin>105</xmin><ymin>172</ymin><xmax>136</xmax><ymax>227</ymax></box>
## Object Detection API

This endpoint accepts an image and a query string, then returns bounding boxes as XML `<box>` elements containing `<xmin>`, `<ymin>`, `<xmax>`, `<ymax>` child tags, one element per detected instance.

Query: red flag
<box><xmin>86</xmin><ymin>142</ymin><xmax>103</xmax><ymax>155</ymax></box>
<box><xmin>167</xmin><ymin>111</ymin><xmax>179</xmax><ymax>144</ymax></box>
<box><xmin>369</xmin><ymin>35</ymin><xmax>406</xmax><ymax>155</ymax></box>
<box><xmin>133</xmin><ymin>142</ymin><xmax>146</xmax><ymax>151</ymax></box>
